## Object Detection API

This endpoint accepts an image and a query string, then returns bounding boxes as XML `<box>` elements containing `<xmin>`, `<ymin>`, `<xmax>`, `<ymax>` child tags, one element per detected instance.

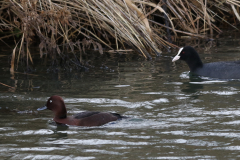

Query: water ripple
<box><xmin>43</xmin><ymin>139</ymin><xmax>149</xmax><ymax>145</ymax></box>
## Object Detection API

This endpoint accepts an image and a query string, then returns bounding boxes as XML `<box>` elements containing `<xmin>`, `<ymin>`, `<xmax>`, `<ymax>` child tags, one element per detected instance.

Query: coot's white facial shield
<box><xmin>172</xmin><ymin>47</ymin><xmax>184</xmax><ymax>62</ymax></box>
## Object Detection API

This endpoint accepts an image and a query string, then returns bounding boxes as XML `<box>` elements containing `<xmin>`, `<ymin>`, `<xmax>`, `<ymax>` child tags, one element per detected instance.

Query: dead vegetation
<box><xmin>0</xmin><ymin>0</ymin><xmax>239</xmax><ymax>72</ymax></box>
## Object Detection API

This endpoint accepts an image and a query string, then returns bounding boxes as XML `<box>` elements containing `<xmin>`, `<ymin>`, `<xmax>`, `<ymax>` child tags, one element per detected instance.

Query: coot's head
<box><xmin>172</xmin><ymin>46</ymin><xmax>203</xmax><ymax>71</ymax></box>
<box><xmin>173</xmin><ymin>46</ymin><xmax>199</xmax><ymax>62</ymax></box>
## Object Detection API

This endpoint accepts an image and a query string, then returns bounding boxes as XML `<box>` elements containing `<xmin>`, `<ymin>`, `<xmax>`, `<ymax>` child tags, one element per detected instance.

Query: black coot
<box><xmin>172</xmin><ymin>46</ymin><xmax>240</xmax><ymax>79</ymax></box>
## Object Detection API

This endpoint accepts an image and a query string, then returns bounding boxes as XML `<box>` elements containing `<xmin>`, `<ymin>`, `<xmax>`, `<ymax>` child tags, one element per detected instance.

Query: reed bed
<box><xmin>0</xmin><ymin>0</ymin><xmax>239</xmax><ymax>71</ymax></box>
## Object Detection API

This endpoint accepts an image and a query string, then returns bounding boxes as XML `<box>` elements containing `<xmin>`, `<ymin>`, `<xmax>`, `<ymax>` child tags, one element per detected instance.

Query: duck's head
<box><xmin>38</xmin><ymin>95</ymin><xmax>67</xmax><ymax>119</ymax></box>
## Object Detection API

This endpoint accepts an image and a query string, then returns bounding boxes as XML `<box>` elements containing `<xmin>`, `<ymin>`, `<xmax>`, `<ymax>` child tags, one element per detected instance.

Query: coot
<box><xmin>172</xmin><ymin>46</ymin><xmax>240</xmax><ymax>79</ymax></box>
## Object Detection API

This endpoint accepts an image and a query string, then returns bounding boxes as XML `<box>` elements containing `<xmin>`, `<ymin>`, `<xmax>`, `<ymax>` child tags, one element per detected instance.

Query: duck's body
<box><xmin>54</xmin><ymin>112</ymin><xmax>120</xmax><ymax>126</ymax></box>
<box><xmin>172</xmin><ymin>46</ymin><xmax>240</xmax><ymax>79</ymax></box>
<box><xmin>38</xmin><ymin>96</ymin><xmax>126</xmax><ymax>126</ymax></box>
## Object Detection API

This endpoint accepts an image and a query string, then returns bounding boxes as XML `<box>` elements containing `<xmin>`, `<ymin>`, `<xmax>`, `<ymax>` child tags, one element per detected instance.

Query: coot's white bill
<box><xmin>172</xmin><ymin>47</ymin><xmax>184</xmax><ymax>62</ymax></box>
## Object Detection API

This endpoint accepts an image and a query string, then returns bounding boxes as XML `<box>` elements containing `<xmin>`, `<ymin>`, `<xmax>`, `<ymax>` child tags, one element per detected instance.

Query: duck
<box><xmin>172</xmin><ymin>46</ymin><xmax>240</xmax><ymax>79</ymax></box>
<box><xmin>38</xmin><ymin>95</ymin><xmax>126</xmax><ymax>126</ymax></box>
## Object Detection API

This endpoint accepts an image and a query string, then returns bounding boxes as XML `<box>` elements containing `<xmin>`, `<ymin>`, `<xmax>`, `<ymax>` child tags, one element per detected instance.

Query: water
<box><xmin>1</xmin><ymin>42</ymin><xmax>240</xmax><ymax>159</ymax></box>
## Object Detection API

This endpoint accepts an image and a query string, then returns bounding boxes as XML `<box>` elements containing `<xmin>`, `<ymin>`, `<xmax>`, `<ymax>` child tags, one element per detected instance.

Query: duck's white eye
<box><xmin>50</xmin><ymin>100</ymin><xmax>52</xmax><ymax>103</ymax></box>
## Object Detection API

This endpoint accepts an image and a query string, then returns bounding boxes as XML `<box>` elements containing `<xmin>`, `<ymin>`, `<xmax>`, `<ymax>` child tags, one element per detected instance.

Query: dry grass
<box><xmin>0</xmin><ymin>0</ymin><xmax>239</xmax><ymax>71</ymax></box>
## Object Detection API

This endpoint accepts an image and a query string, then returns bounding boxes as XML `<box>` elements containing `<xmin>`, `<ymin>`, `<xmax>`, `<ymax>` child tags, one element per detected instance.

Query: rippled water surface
<box><xmin>1</xmin><ymin>39</ymin><xmax>240</xmax><ymax>159</ymax></box>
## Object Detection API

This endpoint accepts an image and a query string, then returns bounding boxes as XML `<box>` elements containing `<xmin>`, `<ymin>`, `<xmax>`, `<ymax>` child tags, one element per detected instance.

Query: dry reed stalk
<box><xmin>10</xmin><ymin>41</ymin><xmax>19</xmax><ymax>74</ymax></box>
<box><xmin>0</xmin><ymin>82</ymin><xmax>15</xmax><ymax>88</ymax></box>
<box><xmin>0</xmin><ymin>0</ymin><xmax>239</xmax><ymax>71</ymax></box>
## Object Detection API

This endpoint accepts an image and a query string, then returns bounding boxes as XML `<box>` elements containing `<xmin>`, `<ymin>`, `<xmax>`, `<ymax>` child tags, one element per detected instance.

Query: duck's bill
<box><xmin>172</xmin><ymin>47</ymin><xmax>183</xmax><ymax>62</ymax></box>
<box><xmin>37</xmin><ymin>105</ymin><xmax>47</xmax><ymax>111</ymax></box>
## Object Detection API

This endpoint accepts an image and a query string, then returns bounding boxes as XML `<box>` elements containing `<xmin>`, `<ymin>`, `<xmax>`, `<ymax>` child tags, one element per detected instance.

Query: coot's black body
<box><xmin>172</xmin><ymin>46</ymin><xmax>240</xmax><ymax>79</ymax></box>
